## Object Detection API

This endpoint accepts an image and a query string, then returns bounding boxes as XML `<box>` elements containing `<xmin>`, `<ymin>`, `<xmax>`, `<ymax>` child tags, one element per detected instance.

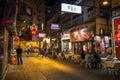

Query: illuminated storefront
<box><xmin>61</xmin><ymin>33</ymin><xmax>71</xmax><ymax>52</ymax></box>
<box><xmin>70</xmin><ymin>27</ymin><xmax>95</xmax><ymax>54</ymax></box>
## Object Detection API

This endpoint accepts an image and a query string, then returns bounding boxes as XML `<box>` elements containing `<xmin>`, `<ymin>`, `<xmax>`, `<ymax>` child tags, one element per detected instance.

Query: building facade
<box><xmin>46</xmin><ymin>0</ymin><xmax>120</xmax><ymax>59</ymax></box>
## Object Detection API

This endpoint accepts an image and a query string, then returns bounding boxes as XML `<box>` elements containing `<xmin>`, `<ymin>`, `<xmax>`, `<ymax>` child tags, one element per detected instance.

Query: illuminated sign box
<box><xmin>38</xmin><ymin>33</ymin><xmax>46</xmax><ymax>38</ymax></box>
<box><xmin>61</xmin><ymin>34</ymin><xmax>70</xmax><ymax>40</ymax></box>
<box><xmin>51</xmin><ymin>24</ymin><xmax>59</xmax><ymax>30</ymax></box>
<box><xmin>61</xmin><ymin>3</ymin><xmax>82</xmax><ymax>14</ymax></box>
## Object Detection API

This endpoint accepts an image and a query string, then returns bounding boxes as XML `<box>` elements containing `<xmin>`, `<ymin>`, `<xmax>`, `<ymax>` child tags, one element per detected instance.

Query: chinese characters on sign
<box><xmin>61</xmin><ymin>3</ymin><xmax>82</xmax><ymax>14</ymax></box>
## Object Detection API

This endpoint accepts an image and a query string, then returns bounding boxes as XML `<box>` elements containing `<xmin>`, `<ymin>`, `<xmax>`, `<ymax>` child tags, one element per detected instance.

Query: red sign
<box><xmin>61</xmin><ymin>34</ymin><xmax>70</xmax><ymax>39</ymax></box>
<box><xmin>113</xmin><ymin>16</ymin><xmax>120</xmax><ymax>60</ymax></box>
<box><xmin>115</xmin><ymin>32</ymin><xmax>120</xmax><ymax>46</ymax></box>
<box><xmin>14</xmin><ymin>36</ymin><xmax>19</xmax><ymax>42</ymax></box>
<box><xmin>114</xmin><ymin>18</ymin><xmax>120</xmax><ymax>32</ymax></box>
<box><xmin>2</xmin><ymin>19</ymin><xmax>12</xmax><ymax>24</ymax></box>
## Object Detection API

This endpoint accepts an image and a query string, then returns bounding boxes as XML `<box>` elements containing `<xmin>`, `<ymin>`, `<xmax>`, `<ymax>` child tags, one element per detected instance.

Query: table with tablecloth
<box><xmin>104</xmin><ymin>61</ymin><xmax>120</xmax><ymax>76</ymax></box>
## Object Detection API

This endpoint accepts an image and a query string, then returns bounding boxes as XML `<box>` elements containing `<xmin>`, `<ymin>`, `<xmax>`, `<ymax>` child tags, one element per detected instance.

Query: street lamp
<box><xmin>102</xmin><ymin>0</ymin><xmax>109</xmax><ymax>5</ymax></box>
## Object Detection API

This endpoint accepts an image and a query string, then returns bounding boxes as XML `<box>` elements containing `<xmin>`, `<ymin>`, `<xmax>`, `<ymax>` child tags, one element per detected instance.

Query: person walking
<box><xmin>16</xmin><ymin>45</ymin><xmax>23</xmax><ymax>65</ymax></box>
<box><xmin>27</xmin><ymin>48</ymin><xmax>30</xmax><ymax>55</ymax></box>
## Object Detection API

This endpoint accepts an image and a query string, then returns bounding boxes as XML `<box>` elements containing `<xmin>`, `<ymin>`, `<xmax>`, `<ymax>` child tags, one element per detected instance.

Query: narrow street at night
<box><xmin>1</xmin><ymin>0</ymin><xmax>120</xmax><ymax>80</ymax></box>
<box><xmin>5</xmin><ymin>53</ymin><xmax>120</xmax><ymax>80</ymax></box>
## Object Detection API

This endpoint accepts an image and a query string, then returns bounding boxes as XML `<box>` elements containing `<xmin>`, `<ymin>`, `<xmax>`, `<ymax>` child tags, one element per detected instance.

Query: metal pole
<box><xmin>112</xmin><ymin>20</ymin><xmax>117</xmax><ymax>61</ymax></box>
<box><xmin>110</xmin><ymin>0</ymin><xmax>117</xmax><ymax>61</ymax></box>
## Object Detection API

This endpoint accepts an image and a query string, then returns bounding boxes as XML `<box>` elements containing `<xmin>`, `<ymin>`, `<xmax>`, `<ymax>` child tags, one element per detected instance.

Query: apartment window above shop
<box><xmin>113</xmin><ymin>8</ymin><xmax>120</xmax><ymax>17</ymax></box>
<box><xmin>87</xmin><ymin>7</ymin><xmax>94</xmax><ymax>20</ymax></box>
<box><xmin>73</xmin><ymin>12</ymin><xmax>84</xmax><ymax>26</ymax></box>
<box><xmin>62</xmin><ymin>18</ymin><xmax>71</xmax><ymax>26</ymax></box>
<box><xmin>60</xmin><ymin>18</ymin><xmax>71</xmax><ymax>29</ymax></box>
<box><xmin>62</xmin><ymin>21</ymin><xmax>71</xmax><ymax>29</ymax></box>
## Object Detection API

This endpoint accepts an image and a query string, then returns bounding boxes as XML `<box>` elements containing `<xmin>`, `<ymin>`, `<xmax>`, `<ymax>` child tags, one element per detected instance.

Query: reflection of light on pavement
<box><xmin>31</xmin><ymin>57</ymin><xmax>49</xmax><ymax>64</ymax></box>
<box><xmin>31</xmin><ymin>57</ymin><xmax>76</xmax><ymax>73</ymax></box>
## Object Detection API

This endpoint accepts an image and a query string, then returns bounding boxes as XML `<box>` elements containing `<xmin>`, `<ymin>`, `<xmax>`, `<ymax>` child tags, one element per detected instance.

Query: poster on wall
<box><xmin>94</xmin><ymin>36</ymin><xmax>111</xmax><ymax>52</ymax></box>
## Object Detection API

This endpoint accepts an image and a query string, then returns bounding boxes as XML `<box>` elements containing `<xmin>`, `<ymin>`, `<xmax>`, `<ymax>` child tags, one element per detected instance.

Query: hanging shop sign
<box><xmin>61</xmin><ymin>3</ymin><xmax>82</xmax><ymax>14</ymax></box>
<box><xmin>38</xmin><ymin>33</ymin><xmax>46</xmax><ymax>38</ymax></box>
<box><xmin>51</xmin><ymin>23</ymin><xmax>59</xmax><ymax>30</ymax></box>
<box><xmin>61</xmin><ymin>34</ymin><xmax>70</xmax><ymax>40</ymax></box>
<box><xmin>70</xmin><ymin>27</ymin><xmax>94</xmax><ymax>42</ymax></box>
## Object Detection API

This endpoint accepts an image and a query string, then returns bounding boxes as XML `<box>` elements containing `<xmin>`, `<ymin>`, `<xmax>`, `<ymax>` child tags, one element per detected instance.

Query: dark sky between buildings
<box><xmin>45</xmin><ymin>0</ymin><xmax>78</xmax><ymax>6</ymax></box>
<box><xmin>45</xmin><ymin>0</ymin><xmax>58</xmax><ymax>6</ymax></box>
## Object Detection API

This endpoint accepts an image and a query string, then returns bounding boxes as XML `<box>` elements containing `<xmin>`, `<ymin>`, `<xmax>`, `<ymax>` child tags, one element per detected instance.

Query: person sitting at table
<box><xmin>85</xmin><ymin>52</ymin><xmax>92</xmax><ymax>68</ymax></box>
<box><xmin>106</xmin><ymin>52</ymin><xmax>113</xmax><ymax>61</ymax></box>
<box><xmin>92</xmin><ymin>51</ymin><xmax>101</xmax><ymax>69</ymax></box>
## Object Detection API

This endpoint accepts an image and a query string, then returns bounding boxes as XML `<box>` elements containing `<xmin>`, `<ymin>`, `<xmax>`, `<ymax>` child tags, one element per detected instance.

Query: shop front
<box><xmin>61</xmin><ymin>33</ymin><xmax>71</xmax><ymax>52</ymax></box>
<box><xmin>70</xmin><ymin>27</ymin><xmax>95</xmax><ymax>54</ymax></box>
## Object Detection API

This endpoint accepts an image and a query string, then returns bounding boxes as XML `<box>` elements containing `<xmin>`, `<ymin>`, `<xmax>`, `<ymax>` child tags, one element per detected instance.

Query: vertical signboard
<box><xmin>113</xmin><ymin>16</ymin><xmax>120</xmax><ymax>60</ymax></box>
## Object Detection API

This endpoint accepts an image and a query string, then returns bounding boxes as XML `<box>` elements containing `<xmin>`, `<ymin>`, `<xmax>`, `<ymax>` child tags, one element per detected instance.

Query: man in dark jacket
<box><xmin>16</xmin><ymin>45</ymin><xmax>23</xmax><ymax>65</ymax></box>
<box><xmin>92</xmin><ymin>51</ymin><xmax>101</xmax><ymax>68</ymax></box>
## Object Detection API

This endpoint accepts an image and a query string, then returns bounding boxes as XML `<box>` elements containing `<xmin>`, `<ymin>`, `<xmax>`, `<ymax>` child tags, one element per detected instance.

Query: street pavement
<box><xmin>4</xmin><ymin>53</ymin><xmax>120</xmax><ymax>80</ymax></box>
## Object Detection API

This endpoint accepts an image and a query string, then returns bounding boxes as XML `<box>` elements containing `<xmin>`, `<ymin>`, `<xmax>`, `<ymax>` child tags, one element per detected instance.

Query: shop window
<box><xmin>74</xmin><ymin>42</ymin><xmax>82</xmax><ymax>55</ymax></box>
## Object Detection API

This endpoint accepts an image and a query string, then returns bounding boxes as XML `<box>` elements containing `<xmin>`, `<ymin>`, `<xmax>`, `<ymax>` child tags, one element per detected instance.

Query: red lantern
<box><xmin>31</xmin><ymin>26</ymin><xmax>37</xmax><ymax>35</ymax></box>
<box><xmin>14</xmin><ymin>36</ymin><xmax>19</xmax><ymax>42</ymax></box>
<box><xmin>31</xmin><ymin>30</ymin><xmax>36</xmax><ymax>35</ymax></box>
